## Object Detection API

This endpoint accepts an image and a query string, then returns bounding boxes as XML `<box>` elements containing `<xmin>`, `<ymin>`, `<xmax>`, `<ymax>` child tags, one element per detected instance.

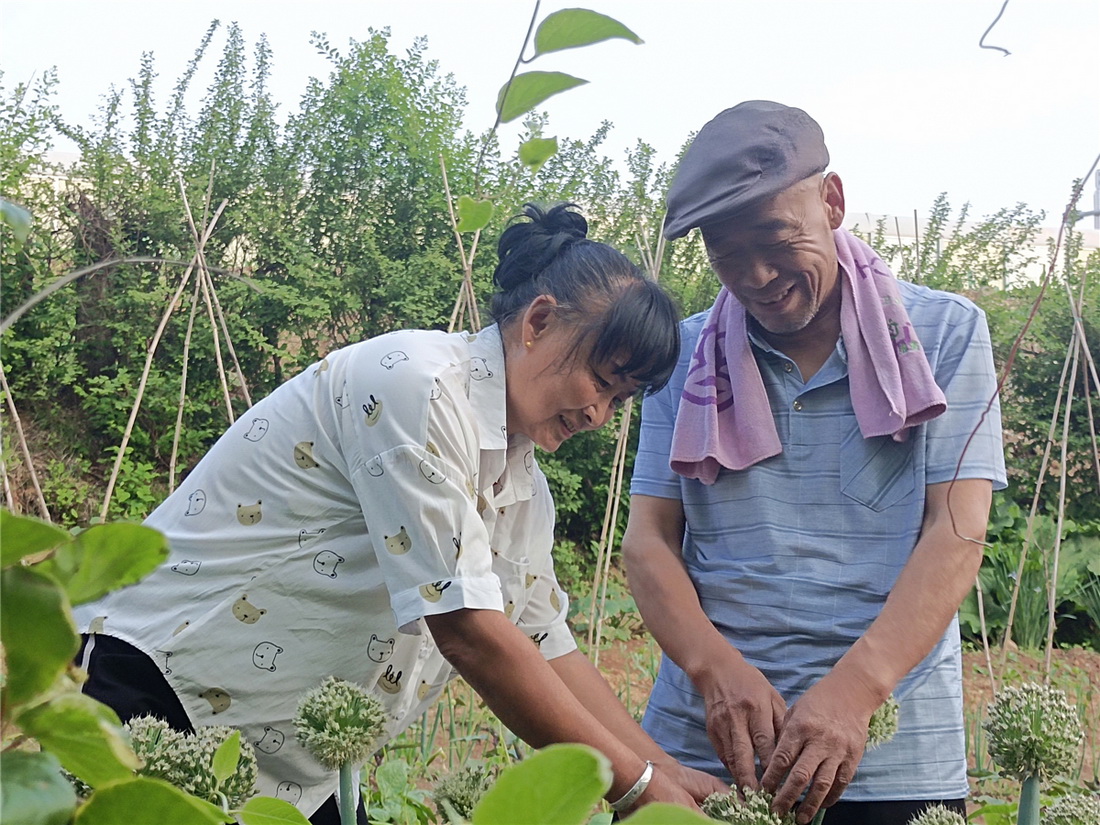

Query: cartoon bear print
<box><xmin>293</xmin><ymin>441</ymin><xmax>319</xmax><ymax>469</ymax></box>
<box><xmin>171</xmin><ymin>559</ymin><xmax>202</xmax><ymax>576</ymax></box>
<box><xmin>377</xmin><ymin>664</ymin><xmax>403</xmax><ymax>695</ymax></box>
<box><xmin>383</xmin><ymin>527</ymin><xmax>411</xmax><ymax>555</ymax></box>
<box><xmin>236</xmin><ymin>501</ymin><xmax>263</xmax><ymax>526</ymax></box>
<box><xmin>173</xmin><ymin>620</ymin><xmax>191</xmax><ymax>636</ymax></box>
<box><xmin>367</xmin><ymin>634</ymin><xmax>395</xmax><ymax>663</ymax></box>
<box><xmin>380</xmin><ymin>350</ymin><xmax>409</xmax><ymax>370</ymax></box>
<box><xmin>243</xmin><ymin>418</ymin><xmax>269</xmax><ymax>442</ymax></box>
<box><xmin>452</xmin><ymin>536</ymin><xmax>462</xmax><ymax>561</ymax></box>
<box><xmin>314</xmin><ymin>358</ymin><xmax>330</xmax><ymax>375</ymax></box>
<box><xmin>298</xmin><ymin>528</ymin><xmax>326</xmax><ymax>547</ymax></box>
<box><xmin>549</xmin><ymin>590</ymin><xmax>561</xmax><ymax>613</ymax></box>
<box><xmin>366</xmin><ymin>455</ymin><xmax>384</xmax><ymax>477</ymax></box>
<box><xmin>362</xmin><ymin>395</ymin><xmax>383</xmax><ymax>426</ymax></box>
<box><xmin>524</xmin><ymin>451</ymin><xmax>534</xmax><ymax>474</ymax></box>
<box><xmin>529</xmin><ymin>632</ymin><xmax>549</xmax><ymax>648</ymax></box>
<box><xmin>419</xmin><ymin>460</ymin><xmax>445</xmax><ymax>485</ymax></box>
<box><xmin>252</xmin><ymin>642</ymin><xmax>283</xmax><ymax>671</ymax></box>
<box><xmin>425</xmin><ymin>441</ymin><xmax>440</xmax><ymax>458</ymax></box>
<box><xmin>525</xmin><ymin>573</ymin><xmax>538</xmax><ymax>589</ymax></box>
<box><xmin>464</xmin><ymin>478</ymin><xmax>476</xmax><ymax>499</ymax></box>
<box><xmin>232</xmin><ymin>593</ymin><xmax>267</xmax><ymax>624</ymax></box>
<box><xmin>184</xmin><ymin>489</ymin><xmax>207</xmax><ymax>516</ymax></box>
<box><xmin>335</xmin><ymin>381</ymin><xmax>349</xmax><ymax>409</ymax></box>
<box><xmin>419</xmin><ymin>581</ymin><xmax>451</xmax><ymax>603</ymax></box>
<box><xmin>199</xmin><ymin>687</ymin><xmax>232</xmax><ymax>714</ymax></box>
<box><xmin>429</xmin><ymin>379</ymin><xmax>443</xmax><ymax>400</ymax></box>
<box><xmin>275</xmin><ymin>782</ymin><xmax>303</xmax><ymax>805</ymax></box>
<box><xmin>313</xmin><ymin>550</ymin><xmax>344</xmax><ymax>578</ymax></box>
<box><xmin>469</xmin><ymin>357</ymin><xmax>492</xmax><ymax>381</ymax></box>
<box><xmin>254</xmin><ymin>726</ymin><xmax>285</xmax><ymax>754</ymax></box>
<box><xmin>154</xmin><ymin>650</ymin><xmax>173</xmax><ymax>674</ymax></box>
<box><xmin>504</xmin><ymin>600</ymin><xmax>515</xmax><ymax>619</ymax></box>
<box><xmin>88</xmin><ymin>615</ymin><xmax>107</xmax><ymax>634</ymax></box>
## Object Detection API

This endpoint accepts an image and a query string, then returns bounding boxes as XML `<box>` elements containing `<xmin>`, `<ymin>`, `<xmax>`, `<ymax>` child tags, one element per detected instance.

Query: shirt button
<box><xmin>792</xmin><ymin>400</ymin><xmax>803</xmax><ymax>411</ymax></box>
<box><xmin>784</xmin><ymin>361</ymin><xmax>794</xmax><ymax>373</ymax></box>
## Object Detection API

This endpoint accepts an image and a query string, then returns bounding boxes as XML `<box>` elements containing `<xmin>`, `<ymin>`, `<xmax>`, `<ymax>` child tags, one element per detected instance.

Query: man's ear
<box><xmin>822</xmin><ymin>172</ymin><xmax>846</xmax><ymax>230</ymax></box>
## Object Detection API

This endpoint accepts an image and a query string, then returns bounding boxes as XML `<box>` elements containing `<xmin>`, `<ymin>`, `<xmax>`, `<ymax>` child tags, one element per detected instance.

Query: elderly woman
<box><xmin>74</xmin><ymin>203</ymin><xmax>726</xmax><ymax>821</ymax></box>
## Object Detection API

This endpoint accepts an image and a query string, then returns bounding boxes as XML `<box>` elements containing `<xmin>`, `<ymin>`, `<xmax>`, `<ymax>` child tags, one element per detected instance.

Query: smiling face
<box><xmin>702</xmin><ymin>173</ymin><xmax>846</xmax><ymax>345</ymax></box>
<box><xmin>504</xmin><ymin>296</ymin><xmax>640</xmax><ymax>453</ymax></box>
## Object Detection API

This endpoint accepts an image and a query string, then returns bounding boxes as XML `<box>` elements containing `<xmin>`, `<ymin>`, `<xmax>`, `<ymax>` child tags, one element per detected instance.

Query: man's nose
<box><xmin>733</xmin><ymin>255</ymin><xmax>779</xmax><ymax>290</ymax></box>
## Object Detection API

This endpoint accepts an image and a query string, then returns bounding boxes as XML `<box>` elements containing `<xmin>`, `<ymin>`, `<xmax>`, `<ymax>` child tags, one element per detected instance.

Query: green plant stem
<box><xmin>810</xmin><ymin>809</ymin><xmax>826</xmax><ymax>825</ymax></box>
<box><xmin>339</xmin><ymin>763</ymin><xmax>357</xmax><ymax>825</ymax></box>
<box><xmin>1017</xmin><ymin>774</ymin><xmax>1040</xmax><ymax>825</ymax></box>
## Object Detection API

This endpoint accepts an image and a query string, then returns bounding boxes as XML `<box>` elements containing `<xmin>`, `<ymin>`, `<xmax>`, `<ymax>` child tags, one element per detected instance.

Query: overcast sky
<box><xmin>2</xmin><ymin>0</ymin><xmax>1098</xmax><ymax>226</ymax></box>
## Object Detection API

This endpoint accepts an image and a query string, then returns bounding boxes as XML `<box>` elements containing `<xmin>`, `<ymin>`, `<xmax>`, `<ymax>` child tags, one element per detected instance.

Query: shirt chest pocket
<box><xmin>840</xmin><ymin>431</ymin><xmax>916</xmax><ymax>512</ymax></box>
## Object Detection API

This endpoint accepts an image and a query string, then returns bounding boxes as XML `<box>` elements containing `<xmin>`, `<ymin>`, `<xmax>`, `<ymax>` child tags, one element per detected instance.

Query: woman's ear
<box><xmin>521</xmin><ymin>294</ymin><xmax>559</xmax><ymax>344</ymax></box>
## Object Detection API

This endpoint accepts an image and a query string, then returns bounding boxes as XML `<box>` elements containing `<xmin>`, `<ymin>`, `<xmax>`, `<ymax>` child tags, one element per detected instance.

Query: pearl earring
<box><xmin>525</xmin><ymin>341</ymin><xmax>532</xmax><ymax>348</ymax></box>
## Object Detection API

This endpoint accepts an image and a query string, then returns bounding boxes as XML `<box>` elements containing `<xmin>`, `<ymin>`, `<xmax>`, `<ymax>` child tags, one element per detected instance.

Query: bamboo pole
<box><xmin>0</xmin><ymin>364</ymin><xmax>51</xmax><ymax>521</ymax></box>
<box><xmin>168</xmin><ymin>276</ymin><xmax>204</xmax><ymax>494</ymax></box>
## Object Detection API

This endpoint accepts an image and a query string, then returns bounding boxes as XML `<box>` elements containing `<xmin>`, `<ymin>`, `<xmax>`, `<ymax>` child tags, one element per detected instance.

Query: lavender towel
<box><xmin>670</xmin><ymin>228</ymin><xmax>947</xmax><ymax>484</ymax></box>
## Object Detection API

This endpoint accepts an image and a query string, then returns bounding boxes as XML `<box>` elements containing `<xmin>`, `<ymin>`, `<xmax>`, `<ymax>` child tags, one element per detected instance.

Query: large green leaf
<box><xmin>533</xmin><ymin>9</ymin><xmax>643</xmax><ymax>56</ymax></box>
<box><xmin>1</xmin><ymin>509</ymin><xmax>71</xmax><ymax>569</ymax></box>
<box><xmin>621</xmin><ymin>803</ymin><xmax>717</xmax><ymax>824</ymax></box>
<box><xmin>238</xmin><ymin>796</ymin><xmax>313</xmax><ymax>825</ymax></box>
<box><xmin>73</xmin><ymin>777</ymin><xmax>229</xmax><ymax>825</ymax></box>
<box><xmin>36</xmin><ymin>522</ymin><xmax>169</xmax><ymax>606</ymax></box>
<box><xmin>518</xmin><ymin>137</ymin><xmax>559</xmax><ymax>175</ymax></box>
<box><xmin>0</xmin><ymin>196</ymin><xmax>33</xmax><ymax>244</ymax></box>
<box><xmin>17</xmin><ymin>693</ymin><xmax>139</xmax><ymax>789</ymax></box>
<box><xmin>456</xmin><ymin>195</ymin><xmax>494</xmax><ymax>233</ymax></box>
<box><xmin>496</xmin><ymin>72</ymin><xmax>587</xmax><ymax>124</ymax></box>
<box><xmin>0</xmin><ymin>750</ymin><xmax>77</xmax><ymax>825</ymax></box>
<box><xmin>472</xmin><ymin>743</ymin><xmax>611</xmax><ymax>825</ymax></box>
<box><xmin>0</xmin><ymin>566</ymin><xmax>80</xmax><ymax>710</ymax></box>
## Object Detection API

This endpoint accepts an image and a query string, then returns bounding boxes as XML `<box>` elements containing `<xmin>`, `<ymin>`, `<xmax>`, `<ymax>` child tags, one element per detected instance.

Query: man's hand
<box><xmin>760</xmin><ymin>673</ymin><xmax>878</xmax><ymax>824</ymax></box>
<box><xmin>699</xmin><ymin>657</ymin><xmax>787</xmax><ymax>792</ymax></box>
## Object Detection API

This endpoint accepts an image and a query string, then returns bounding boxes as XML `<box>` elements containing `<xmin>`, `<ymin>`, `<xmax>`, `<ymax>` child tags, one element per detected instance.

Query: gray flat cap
<box><xmin>664</xmin><ymin>101</ymin><xmax>829</xmax><ymax>240</ymax></box>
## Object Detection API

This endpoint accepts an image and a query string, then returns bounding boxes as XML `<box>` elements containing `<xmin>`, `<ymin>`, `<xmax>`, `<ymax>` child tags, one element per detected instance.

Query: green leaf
<box><xmin>374</xmin><ymin>758</ymin><xmax>409</xmax><ymax>800</ymax></box>
<box><xmin>36</xmin><ymin>522</ymin><xmax>169</xmax><ymax>606</ymax></box>
<box><xmin>1</xmin><ymin>509</ymin><xmax>71</xmax><ymax>568</ymax></box>
<box><xmin>211</xmin><ymin>729</ymin><xmax>242</xmax><ymax>785</ymax></box>
<box><xmin>0</xmin><ymin>750</ymin><xmax>77</xmax><ymax>825</ymax></box>
<box><xmin>455</xmin><ymin>195</ymin><xmax>494</xmax><ymax>233</ymax></box>
<box><xmin>0</xmin><ymin>196</ymin><xmax>33</xmax><ymax>244</ymax></box>
<box><xmin>17</xmin><ymin>693</ymin><xmax>140</xmax><ymax>789</ymax></box>
<box><xmin>0</xmin><ymin>566</ymin><xmax>80</xmax><ymax>710</ymax></box>
<box><xmin>496</xmin><ymin>72</ymin><xmax>587</xmax><ymax>124</ymax></box>
<box><xmin>534</xmin><ymin>9</ymin><xmax>643</xmax><ymax>56</ymax></box>
<box><xmin>620</xmin><ymin>803</ymin><xmax>717</xmax><ymax>824</ymax></box>
<box><xmin>237</xmin><ymin>796</ymin><xmax>313</xmax><ymax>825</ymax></box>
<box><xmin>472</xmin><ymin>743</ymin><xmax>611</xmax><ymax>825</ymax></box>
<box><xmin>73</xmin><ymin>777</ymin><xmax>228</xmax><ymax>825</ymax></box>
<box><xmin>518</xmin><ymin>137</ymin><xmax>559</xmax><ymax>175</ymax></box>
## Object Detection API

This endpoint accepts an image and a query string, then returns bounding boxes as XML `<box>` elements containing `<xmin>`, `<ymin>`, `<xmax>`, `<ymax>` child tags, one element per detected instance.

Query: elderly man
<box><xmin>623</xmin><ymin>101</ymin><xmax>1006</xmax><ymax>825</ymax></box>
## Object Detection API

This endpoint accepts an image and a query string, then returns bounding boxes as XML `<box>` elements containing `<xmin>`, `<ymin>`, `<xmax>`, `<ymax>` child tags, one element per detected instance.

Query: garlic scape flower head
<box><xmin>433</xmin><ymin>762</ymin><xmax>496</xmax><ymax>821</ymax></box>
<box><xmin>124</xmin><ymin>715</ymin><xmax>258</xmax><ymax>808</ymax></box>
<box><xmin>701</xmin><ymin>787</ymin><xmax>796</xmax><ymax>825</ymax></box>
<box><xmin>866</xmin><ymin>694</ymin><xmax>900</xmax><ymax>749</ymax></box>
<box><xmin>906</xmin><ymin>803</ymin><xmax>966</xmax><ymax>825</ymax></box>
<box><xmin>1043</xmin><ymin>792</ymin><xmax>1100</xmax><ymax>825</ymax></box>
<box><xmin>294</xmin><ymin>676</ymin><xmax>387</xmax><ymax>771</ymax></box>
<box><xmin>983</xmin><ymin>682</ymin><xmax>1083</xmax><ymax>782</ymax></box>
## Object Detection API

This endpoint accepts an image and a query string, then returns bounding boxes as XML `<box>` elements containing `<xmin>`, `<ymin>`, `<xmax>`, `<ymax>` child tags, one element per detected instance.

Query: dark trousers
<box><xmin>820</xmin><ymin>798</ymin><xmax>968</xmax><ymax>824</ymax></box>
<box><xmin>77</xmin><ymin>635</ymin><xmax>367</xmax><ymax>825</ymax></box>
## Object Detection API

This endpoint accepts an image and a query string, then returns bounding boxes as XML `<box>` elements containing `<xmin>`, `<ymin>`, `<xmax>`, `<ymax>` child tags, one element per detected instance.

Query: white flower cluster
<box><xmin>983</xmin><ymin>682</ymin><xmax>1083</xmax><ymax>782</ymax></box>
<box><xmin>701</xmin><ymin>787</ymin><xmax>796</xmax><ymax>825</ymax></box>
<box><xmin>867</xmin><ymin>694</ymin><xmax>900</xmax><ymax>749</ymax></box>
<box><xmin>1043</xmin><ymin>792</ymin><xmax>1100</xmax><ymax>825</ymax></box>
<box><xmin>125</xmin><ymin>715</ymin><xmax>258</xmax><ymax>808</ymax></box>
<box><xmin>906</xmin><ymin>803</ymin><xmax>966</xmax><ymax>825</ymax></box>
<box><xmin>433</xmin><ymin>762</ymin><xmax>496</xmax><ymax>820</ymax></box>
<box><xmin>294</xmin><ymin>676</ymin><xmax>387</xmax><ymax>771</ymax></box>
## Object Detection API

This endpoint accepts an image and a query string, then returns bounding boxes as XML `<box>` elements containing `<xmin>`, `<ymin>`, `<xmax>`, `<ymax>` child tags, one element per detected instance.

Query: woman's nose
<box><xmin>584</xmin><ymin>398</ymin><xmax>615</xmax><ymax>430</ymax></box>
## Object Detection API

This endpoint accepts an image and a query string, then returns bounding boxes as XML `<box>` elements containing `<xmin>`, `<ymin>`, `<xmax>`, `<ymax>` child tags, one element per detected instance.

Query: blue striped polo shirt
<box><xmin>630</xmin><ymin>280</ymin><xmax>1007</xmax><ymax>800</ymax></box>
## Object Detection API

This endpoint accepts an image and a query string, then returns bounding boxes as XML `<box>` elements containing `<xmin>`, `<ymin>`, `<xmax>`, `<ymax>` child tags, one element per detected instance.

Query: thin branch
<box><xmin>0</xmin><ymin>363</ymin><xmax>51</xmax><ymax>520</ymax></box>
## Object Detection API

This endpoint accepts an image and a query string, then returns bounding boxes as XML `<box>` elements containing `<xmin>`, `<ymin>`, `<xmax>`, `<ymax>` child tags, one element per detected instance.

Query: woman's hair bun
<box><xmin>494</xmin><ymin>203</ymin><xmax>589</xmax><ymax>292</ymax></box>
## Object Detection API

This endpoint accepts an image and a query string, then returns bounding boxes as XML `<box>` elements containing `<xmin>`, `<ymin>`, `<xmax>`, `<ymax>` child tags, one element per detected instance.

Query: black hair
<box><xmin>491</xmin><ymin>203</ymin><xmax>679</xmax><ymax>394</ymax></box>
